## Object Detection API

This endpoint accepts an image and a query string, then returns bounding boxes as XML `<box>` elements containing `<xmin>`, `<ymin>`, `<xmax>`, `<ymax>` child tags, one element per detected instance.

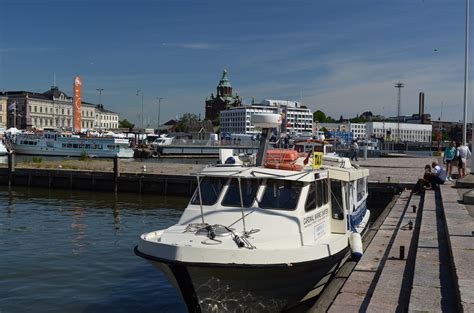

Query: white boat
<box><xmin>135</xmin><ymin>114</ymin><xmax>370</xmax><ymax>312</ymax></box>
<box><xmin>13</xmin><ymin>131</ymin><xmax>134</xmax><ymax>158</ymax></box>
<box><xmin>0</xmin><ymin>141</ymin><xmax>7</xmax><ymax>156</ymax></box>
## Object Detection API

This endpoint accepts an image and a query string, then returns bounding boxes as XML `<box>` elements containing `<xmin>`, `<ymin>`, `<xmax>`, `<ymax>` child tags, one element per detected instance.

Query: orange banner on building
<box><xmin>73</xmin><ymin>76</ymin><xmax>82</xmax><ymax>132</ymax></box>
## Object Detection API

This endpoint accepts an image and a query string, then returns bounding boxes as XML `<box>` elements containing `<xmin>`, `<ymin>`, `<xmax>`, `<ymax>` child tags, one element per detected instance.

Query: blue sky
<box><xmin>0</xmin><ymin>0</ymin><xmax>472</xmax><ymax>125</ymax></box>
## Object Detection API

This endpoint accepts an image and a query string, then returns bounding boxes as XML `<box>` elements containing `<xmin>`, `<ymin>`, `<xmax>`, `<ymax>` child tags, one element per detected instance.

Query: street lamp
<box><xmin>96</xmin><ymin>88</ymin><xmax>103</xmax><ymax>130</ymax></box>
<box><xmin>136</xmin><ymin>90</ymin><xmax>144</xmax><ymax>130</ymax></box>
<box><xmin>463</xmin><ymin>0</ymin><xmax>470</xmax><ymax>145</ymax></box>
<box><xmin>157</xmin><ymin>97</ymin><xmax>163</xmax><ymax>131</ymax></box>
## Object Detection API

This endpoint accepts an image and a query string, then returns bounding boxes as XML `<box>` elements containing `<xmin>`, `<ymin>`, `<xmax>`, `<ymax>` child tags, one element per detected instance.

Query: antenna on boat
<box><xmin>252</xmin><ymin>113</ymin><xmax>282</xmax><ymax>166</ymax></box>
<box><xmin>237</xmin><ymin>177</ymin><xmax>247</xmax><ymax>234</ymax></box>
<box><xmin>196</xmin><ymin>175</ymin><xmax>205</xmax><ymax>224</ymax></box>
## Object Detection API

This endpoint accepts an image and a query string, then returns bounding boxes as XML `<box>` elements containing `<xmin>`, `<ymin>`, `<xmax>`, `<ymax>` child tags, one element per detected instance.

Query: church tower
<box><xmin>205</xmin><ymin>68</ymin><xmax>242</xmax><ymax>124</ymax></box>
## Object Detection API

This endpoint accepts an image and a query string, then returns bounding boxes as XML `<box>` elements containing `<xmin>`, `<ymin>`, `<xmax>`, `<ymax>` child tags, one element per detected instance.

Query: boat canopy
<box><xmin>196</xmin><ymin>165</ymin><xmax>327</xmax><ymax>182</ymax></box>
<box><xmin>328</xmin><ymin>167</ymin><xmax>369</xmax><ymax>182</ymax></box>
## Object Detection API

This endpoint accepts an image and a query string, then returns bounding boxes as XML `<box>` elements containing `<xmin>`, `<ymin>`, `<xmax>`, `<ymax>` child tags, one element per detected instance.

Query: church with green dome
<box><xmin>205</xmin><ymin>68</ymin><xmax>242</xmax><ymax>124</ymax></box>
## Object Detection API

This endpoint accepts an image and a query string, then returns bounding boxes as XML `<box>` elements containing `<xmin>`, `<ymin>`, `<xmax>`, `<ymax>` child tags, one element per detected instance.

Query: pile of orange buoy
<box><xmin>264</xmin><ymin>149</ymin><xmax>303</xmax><ymax>171</ymax></box>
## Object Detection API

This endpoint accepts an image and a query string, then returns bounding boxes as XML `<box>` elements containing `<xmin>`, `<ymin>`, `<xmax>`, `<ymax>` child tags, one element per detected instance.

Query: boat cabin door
<box><xmin>330</xmin><ymin>180</ymin><xmax>348</xmax><ymax>234</ymax></box>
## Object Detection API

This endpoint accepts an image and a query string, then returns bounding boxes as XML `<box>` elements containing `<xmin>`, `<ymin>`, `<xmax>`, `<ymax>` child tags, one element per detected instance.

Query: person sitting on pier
<box><xmin>426</xmin><ymin>161</ymin><xmax>447</xmax><ymax>190</ymax></box>
<box><xmin>413</xmin><ymin>164</ymin><xmax>433</xmax><ymax>194</ymax></box>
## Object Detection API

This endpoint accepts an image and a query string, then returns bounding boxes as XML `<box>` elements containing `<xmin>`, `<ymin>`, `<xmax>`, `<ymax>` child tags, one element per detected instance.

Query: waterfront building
<box><xmin>315</xmin><ymin>122</ymin><xmax>349</xmax><ymax>132</ymax></box>
<box><xmin>94</xmin><ymin>104</ymin><xmax>119</xmax><ymax>130</ymax></box>
<box><xmin>205</xmin><ymin>68</ymin><xmax>242</xmax><ymax>123</ymax></box>
<box><xmin>349</xmin><ymin>123</ymin><xmax>367</xmax><ymax>139</ymax></box>
<box><xmin>0</xmin><ymin>95</ymin><xmax>7</xmax><ymax>128</ymax></box>
<box><xmin>5</xmin><ymin>87</ymin><xmax>119</xmax><ymax>130</ymax></box>
<box><xmin>220</xmin><ymin>99</ymin><xmax>313</xmax><ymax>135</ymax></box>
<box><xmin>366</xmin><ymin>122</ymin><xmax>432</xmax><ymax>142</ymax></box>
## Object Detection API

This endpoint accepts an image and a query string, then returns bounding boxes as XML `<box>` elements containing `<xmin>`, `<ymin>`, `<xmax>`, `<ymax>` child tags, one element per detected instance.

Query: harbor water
<box><xmin>0</xmin><ymin>186</ymin><xmax>187</xmax><ymax>313</ymax></box>
<box><xmin>0</xmin><ymin>184</ymin><xmax>391</xmax><ymax>313</ymax></box>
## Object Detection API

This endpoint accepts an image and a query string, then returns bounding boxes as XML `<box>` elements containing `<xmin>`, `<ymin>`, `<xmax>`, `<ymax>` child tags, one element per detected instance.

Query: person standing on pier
<box><xmin>443</xmin><ymin>141</ymin><xmax>456</xmax><ymax>181</ymax></box>
<box><xmin>350</xmin><ymin>140</ymin><xmax>359</xmax><ymax>161</ymax></box>
<box><xmin>456</xmin><ymin>141</ymin><xmax>471</xmax><ymax>178</ymax></box>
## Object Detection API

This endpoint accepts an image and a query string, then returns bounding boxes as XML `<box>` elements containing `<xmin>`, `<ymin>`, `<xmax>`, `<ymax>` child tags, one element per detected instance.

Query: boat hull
<box><xmin>135</xmin><ymin>246</ymin><xmax>349</xmax><ymax>313</ymax></box>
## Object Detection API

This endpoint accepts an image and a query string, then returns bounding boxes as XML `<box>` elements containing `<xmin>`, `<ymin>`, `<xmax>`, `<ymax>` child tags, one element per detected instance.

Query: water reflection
<box><xmin>0</xmin><ymin>185</ymin><xmax>188</xmax><ymax>313</ymax></box>
<box><xmin>71</xmin><ymin>205</ymin><xmax>88</xmax><ymax>254</ymax></box>
<box><xmin>112</xmin><ymin>194</ymin><xmax>121</xmax><ymax>231</ymax></box>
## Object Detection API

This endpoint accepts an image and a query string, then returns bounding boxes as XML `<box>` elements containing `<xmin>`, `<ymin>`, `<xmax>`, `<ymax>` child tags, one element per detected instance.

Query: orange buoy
<box><xmin>265</xmin><ymin>149</ymin><xmax>299</xmax><ymax>163</ymax></box>
<box><xmin>264</xmin><ymin>162</ymin><xmax>303</xmax><ymax>171</ymax></box>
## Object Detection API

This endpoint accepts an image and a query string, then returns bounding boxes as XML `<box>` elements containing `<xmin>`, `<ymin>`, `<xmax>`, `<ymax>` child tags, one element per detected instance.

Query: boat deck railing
<box><xmin>165</xmin><ymin>139</ymin><xmax>260</xmax><ymax>148</ymax></box>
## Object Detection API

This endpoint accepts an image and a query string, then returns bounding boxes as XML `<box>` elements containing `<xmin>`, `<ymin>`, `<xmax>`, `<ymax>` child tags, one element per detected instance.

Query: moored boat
<box><xmin>12</xmin><ymin>131</ymin><xmax>134</xmax><ymax>158</ymax></box>
<box><xmin>135</xmin><ymin>113</ymin><xmax>370</xmax><ymax>312</ymax></box>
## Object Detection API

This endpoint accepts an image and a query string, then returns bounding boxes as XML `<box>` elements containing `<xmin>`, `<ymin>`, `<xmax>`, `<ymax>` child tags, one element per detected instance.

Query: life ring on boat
<box><xmin>264</xmin><ymin>162</ymin><xmax>303</xmax><ymax>171</ymax></box>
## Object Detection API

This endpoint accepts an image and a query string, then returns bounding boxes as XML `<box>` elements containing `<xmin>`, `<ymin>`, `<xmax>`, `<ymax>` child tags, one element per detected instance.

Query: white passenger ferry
<box><xmin>136</xmin><ymin>114</ymin><xmax>370</xmax><ymax>312</ymax></box>
<box><xmin>13</xmin><ymin>131</ymin><xmax>134</xmax><ymax>158</ymax></box>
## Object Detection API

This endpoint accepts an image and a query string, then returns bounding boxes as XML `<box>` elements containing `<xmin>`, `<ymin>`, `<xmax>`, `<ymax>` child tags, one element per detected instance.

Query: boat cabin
<box><xmin>178</xmin><ymin>164</ymin><xmax>368</xmax><ymax>248</ymax></box>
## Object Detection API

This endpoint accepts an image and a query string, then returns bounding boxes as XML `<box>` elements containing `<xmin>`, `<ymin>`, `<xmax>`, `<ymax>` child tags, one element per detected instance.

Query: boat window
<box><xmin>67</xmin><ymin>144</ymin><xmax>72</xmax><ymax>148</ymax></box>
<box><xmin>191</xmin><ymin>177</ymin><xmax>227</xmax><ymax>206</ymax></box>
<box><xmin>305</xmin><ymin>182</ymin><xmax>317</xmax><ymax>212</ymax></box>
<box><xmin>357</xmin><ymin>178</ymin><xmax>365</xmax><ymax>202</ymax></box>
<box><xmin>259</xmin><ymin>179</ymin><xmax>302</xmax><ymax>211</ymax></box>
<box><xmin>73</xmin><ymin>144</ymin><xmax>78</xmax><ymax>149</ymax></box>
<box><xmin>222</xmin><ymin>178</ymin><xmax>260</xmax><ymax>207</ymax></box>
<box><xmin>305</xmin><ymin>179</ymin><xmax>329</xmax><ymax>212</ymax></box>
<box><xmin>321</xmin><ymin>178</ymin><xmax>329</xmax><ymax>205</ymax></box>
<box><xmin>330</xmin><ymin>180</ymin><xmax>344</xmax><ymax>220</ymax></box>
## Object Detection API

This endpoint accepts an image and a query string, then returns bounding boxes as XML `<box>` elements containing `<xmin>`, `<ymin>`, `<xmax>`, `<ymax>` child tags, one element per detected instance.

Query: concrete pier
<box><xmin>313</xmin><ymin>156</ymin><xmax>474</xmax><ymax>312</ymax></box>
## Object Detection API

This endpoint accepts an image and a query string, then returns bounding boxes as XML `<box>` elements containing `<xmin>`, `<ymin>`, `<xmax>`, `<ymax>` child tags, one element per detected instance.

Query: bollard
<box><xmin>412</xmin><ymin>205</ymin><xmax>417</xmax><ymax>213</ymax></box>
<box><xmin>8</xmin><ymin>152</ymin><xmax>15</xmax><ymax>188</ymax></box>
<box><xmin>113</xmin><ymin>155</ymin><xmax>120</xmax><ymax>193</ymax></box>
<box><xmin>387</xmin><ymin>176</ymin><xmax>391</xmax><ymax>183</ymax></box>
<box><xmin>408</xmin><ymin>220</ymin><xmax>413</xmax><ymax>230</ymax></box>
<box><xmin>363</xmin><ymin>145</ymin><xmax>368</xmax><ymax>160</ymax></box>
<box><xmin>399</xmin><ymin>245</ymin><xmax>405</xmax><ymax>259</ymax></box>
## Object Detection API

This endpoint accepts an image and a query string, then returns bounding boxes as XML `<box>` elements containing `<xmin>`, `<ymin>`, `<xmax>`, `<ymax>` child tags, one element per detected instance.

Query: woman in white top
<box><xmin>456</xmin><ymin>141</ymin><xmax>471</xmax><ymax>178</ymax></box>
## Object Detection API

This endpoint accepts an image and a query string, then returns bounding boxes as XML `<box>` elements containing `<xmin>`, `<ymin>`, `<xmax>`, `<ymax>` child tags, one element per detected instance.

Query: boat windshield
<box><xmin>191</xmin><ymin>177</ymin><xmax>227</xmax><ymax>206</ymax></box>
<box><xmin>259</xmin><ymin>179</ymin><xmax>303</xmax><ymax>211</ymax></box>
<box><xmin>221</xmin><ymin>178</ymin><xmax>260</xmax><ymax>207</ymax></box>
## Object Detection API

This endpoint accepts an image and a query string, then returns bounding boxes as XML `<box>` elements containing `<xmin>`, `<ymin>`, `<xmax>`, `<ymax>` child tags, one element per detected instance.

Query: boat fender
<box><xmin>349</xmin><ymin>232</ymin><xmax>363</xmax><ymax>261</ymax></box>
